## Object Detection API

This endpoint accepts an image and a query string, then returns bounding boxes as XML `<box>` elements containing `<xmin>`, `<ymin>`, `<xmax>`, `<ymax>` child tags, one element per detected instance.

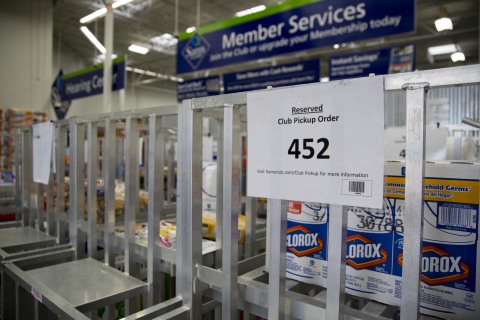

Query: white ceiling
<box><xmin>53</xmin><ymin>0</ymin><xmax>480</xmax><ymax>91</ymax></box>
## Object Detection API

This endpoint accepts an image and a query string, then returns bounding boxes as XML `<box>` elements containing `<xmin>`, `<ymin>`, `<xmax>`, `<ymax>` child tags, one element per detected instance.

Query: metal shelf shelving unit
<box><xmin>2</xmin><ymin>106</ymin><xmax>182</xmax><ymax>319</ymax></box>
<box><xmin>0</xmin><ymin>132</ymin><xmax>21</xmax><ymax>223</ymax></box>
<box><xmin>132</xmin><ymin>64</ymin><xmax>480</xmax><ymax>320</ymax></box>
<box><xmin>0</xmin><ymin>129</ymin><xmax>59</xmax><ymax>264</ymax></box>
<box><xmin>2</xmin><ymin>64</ymin><xmax>478</xmax><ymax>320</ymax></box>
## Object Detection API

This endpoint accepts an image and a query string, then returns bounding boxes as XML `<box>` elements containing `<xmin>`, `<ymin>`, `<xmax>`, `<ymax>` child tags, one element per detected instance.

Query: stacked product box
<box><xmin>286</xmin><ymin>161</ymin><xmax>479</xmax><ymax>319</ymax></box>
<box><xmin>0</xmin><ymin>108</ymin><xmax>5</xmax><ymax>174</ymax></box>
<box><xmin>2</xmin><ymin>108</ymin><xmax>48</xmax><ymax>172</ymax></box>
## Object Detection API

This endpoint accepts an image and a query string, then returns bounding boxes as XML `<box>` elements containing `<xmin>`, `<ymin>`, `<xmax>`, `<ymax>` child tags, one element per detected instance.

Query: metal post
<box><xmin>167</xmin><ymin>137</ymin><xmax>176</xmax><ymax>202</ymax></box>
<box><xmin>103</xmin><ymin>2</ymin><xmax>114</xmax><ymax>113</ymax></box>
<box><xmin>214</xmin><ymin>117</ymin><xmax>224</xmax><ymax>320</ymax></box>
<box><xmin>244</xmin><ymin>197</ymin><xmax>257</xmax><ymax>258</ymax></box>
<box><xmin>222</xmin><ymin>106</ymin><xmax>241</xmax><ymax>319</ymax></box>
<box><xmin>147</xmin><ymin>115</ymin><xmax>164</xmax><ymax>306</ymax></box>
<box><xmin>36</xmin><ymin>183</ymin><xmax>44</xmax><ymax>232</ymax></box>
<box><xmin>14</xmin><ymin>135</ymin><xmax>21</xmax><ymax>222</ymax></box>
<box><xmin>22</xmin><ymin>129</ymin><xmax>33</xmax><ymax>227</ymax></box>
<box><xmin>46</xmin><ymin>173</ymin><xmax>55</xmax><ymax>236</ymax></box>
<box><xmin>55</xmin><ymin>125</ymin><xmax>67</xmax><ymax>244</ymax></box>
<box><xmin>87</xmin><ymin>122</ymin><xmax>98</xmax><ymax>259</ymax></box>
<box><xmin>215</xmin><ymin>118</ymin><xmax>224</xmax><ymax>252</ymax></box>
<box><xmin>69</xmin><ymin>118</ymin><xmax>85</xmax><ymax>260</ymax></box>
<box><xmin>267</xmin><ymin>199</ymin><xmax>287</xmax><ymax>320</ymax></box>
<box><xmin>103</xmin><ymin>119</ymin><xmax>116</xmax><ymax>319</ymax></box>
<box><xmin>104</xmin><ymin>119</ymin><xmax>116</xmax><ymax>268</ymax></box>
<box><xmin>326</xmin><ymin>205</ymin><xmax>348</xmax><ymax>319</ymax></box>
<box><xmin>116</xmin><ymin>137</ymin><xmax>125</xmax><ymax>180</ymax></box>
<box><xmin>143</xmin><ymin>136</ymin><xmax>149</xmax><ymax>190</ymax></box>
<box><xmin>124</xmin><ymin>116</ymin><xmax>139</xmax><ymax>315</ymax></box>
<box><xmin>400</xmin><ymin>82</ymin><xmax>429</xmax><ymax>320</ymax></box>
<box><xmin>177</xmin><ymin>100</ymin><xmax>203</xmax><ymax>319</ymax></box>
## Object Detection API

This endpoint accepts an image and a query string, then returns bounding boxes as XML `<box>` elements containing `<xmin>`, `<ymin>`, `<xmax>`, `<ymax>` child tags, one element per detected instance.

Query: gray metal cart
<box><xmin>0</xmin><ymin>132</ymin><xmax>22</xmax><ymax>225</ymax></box>
<box><xmin>0</xmin><ymin>129</ymin><xmax>59</xmax><ymax>263</ymax></box>
<box><xmin>2</xmin><ymin>106</ymin><xmax>180</xmax><ymax>319</ymax></box>
<box><xmin>132</xmin><ymin>64</ymin><xmax>480</xmax><ymax>320</ymax></box>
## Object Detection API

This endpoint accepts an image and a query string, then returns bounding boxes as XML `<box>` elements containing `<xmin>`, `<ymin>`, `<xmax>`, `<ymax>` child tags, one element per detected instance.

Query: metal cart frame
<box><xmin>141</xmin><ymin>64</ymin><xmax>480</xmax><ymax>320</ymax></box>
<box><xmin>2</xmin><ymin>106</ymin><xmax>180</xmax><ymax>319</ymax></box>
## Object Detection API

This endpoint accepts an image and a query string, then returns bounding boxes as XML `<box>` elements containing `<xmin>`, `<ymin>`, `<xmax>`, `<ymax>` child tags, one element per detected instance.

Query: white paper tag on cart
<box><xmin>33</xmin><ymin>122</ymin><xmax>54</xmax><ymax>185</ymax></box>
<box><xmin>247</xmin><ymin>76</ymin><xmax>385</xmax><ymax>208</ymax></box>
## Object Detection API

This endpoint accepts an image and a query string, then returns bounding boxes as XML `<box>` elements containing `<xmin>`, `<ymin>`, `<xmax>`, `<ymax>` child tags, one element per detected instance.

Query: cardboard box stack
<box><xmin>0</xmin><ymin>108</ymin><xmax>5</xmax><ymax>176</ymax></box>
<box><xmin>1</xmin><ymin>108</ymin><xmax>48</xmax><ymax>174</ymax></box>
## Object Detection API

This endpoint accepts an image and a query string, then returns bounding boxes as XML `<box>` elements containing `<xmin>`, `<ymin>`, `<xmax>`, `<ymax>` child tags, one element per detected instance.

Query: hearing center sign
<box><xmin>61</xmin><ymin>55</ymin><xmax>126</xmax><ymax>100</ymax></box>
<box><xmin>176</xmin><ymin>0</ymin><xmax>414</xmax><ymax>74</ymax></box>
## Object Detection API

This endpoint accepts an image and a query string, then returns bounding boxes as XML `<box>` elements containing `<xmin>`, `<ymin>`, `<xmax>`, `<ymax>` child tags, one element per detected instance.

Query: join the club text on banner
<box><xmin>177</xmin><ymin>0</ymin><xmax>414</xmax><ymax>74</ymax></box>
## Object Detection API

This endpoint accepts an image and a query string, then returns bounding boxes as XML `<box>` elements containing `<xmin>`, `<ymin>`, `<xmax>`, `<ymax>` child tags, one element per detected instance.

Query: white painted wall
<box><xmin>0</xmin><ymin>0</ymin><xmax>53</xmax><ymax>118</ymax></box>
<box><xmin>0</xmin><ymin>0</ymin><xmax>176</xmax><ymax>120</ymax></box>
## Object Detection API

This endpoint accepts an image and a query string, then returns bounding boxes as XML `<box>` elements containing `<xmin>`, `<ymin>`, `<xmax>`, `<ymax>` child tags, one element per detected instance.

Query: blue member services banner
<box><xmin>61</xmin><ymin>55</ymin><xmax>126</xmax><ymax>101</ymax></box>
<box><xmin>329</xmin><ymin>44</ymin><xmax>415</xmax><ymax>80</ymax></box>
<box><xmin>177</xmin><ymin>76</ymin><xmax>221</xmax><ymax>101</ymax></box>
<box><xmin>224</xmin><ymin>59</ymin><xmax>320</xmax><ymax>94</ymax></box>
<box><xmin>177</xmin><ymin>0</ymin><xmax>414</xmax><ymax>74</ymax></box>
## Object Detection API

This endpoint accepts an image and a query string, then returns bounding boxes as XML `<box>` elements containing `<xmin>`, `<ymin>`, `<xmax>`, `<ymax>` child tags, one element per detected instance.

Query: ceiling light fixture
<box><xmin>235</xmin><ymin>5</ymin><xmax>266</xmax><ymax>17</ymax></box>
<box><xmin>186</xmin><ymin>26</ymin><xmax>196</xmax><ymax>33</ymax></box>
<box><xmin>435</xmin><ymin>17</ymin><xmax>453</xmax><ymax>32</ymax></box>
<box><xmin>151</xmin><ymin>33</ymin><xmax>178</xmax><ymax>47</ymax></box>
<box><xmin>112</xmin><ymin>0</ymin><xmax>135</xmax><ymax>9</ymax></box>
<box><xmin>434</xmin><ymin>7</ymin><xmax>453</xmax><ymax>32</ymax></box>
<box><xmin>125</xmin><ymin>66</ymin><xmax>184</xmax><ymax>82</ymax></box>
<box><xmin>128</xmin><ymin>44</ymin><xmax>149</xmax><ymax>54</ymax></box>
<box><xmin>150</xmin><ymin>33</ymin><xmax>178</xmax><ymax>55</ymax></box>
<box><xmin>427</xmin><ymin>44</ymin><xmax>457</xmax><ymax>56</ymax></box>
<box><xmin>80</xmin><ymin>26</ymin><xmax>106</xmax><ymax>53</ymax></box>
<box><xmin>144</xmin><ymin>70</ymin><xmax>157</xmax><ymax>77</ymax></box>
<box><xmin>95</xmin><ymin>54</ymin><xmax>118</xmax><ymax>63</ymax></box>
<box><xmin>451</xmin><ymin>51</ymin><xmax>465</xmax><ymax>62</ymax></box>
<box><xmin>80</xmin><ymin>0</ymin><xmax>136</xmax><ymax>24</ymax></box>
<box><xmin>80</xmin><ymin>8</ymin><xmax>108</xmax><ymax>24</ymax></box>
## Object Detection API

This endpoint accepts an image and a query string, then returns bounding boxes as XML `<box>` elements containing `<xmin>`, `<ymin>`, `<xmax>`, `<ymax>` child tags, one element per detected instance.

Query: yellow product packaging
<box><xmin>202</xmin><ymin>211</ymin><xmax>246</xmax><ymax>244</ymax></box>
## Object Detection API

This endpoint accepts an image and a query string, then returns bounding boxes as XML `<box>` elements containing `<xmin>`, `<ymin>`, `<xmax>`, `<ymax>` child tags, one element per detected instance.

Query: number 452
<box><xmin>288</xmin><ymin>138</ymin><xmax>330</xmax><ymax>159</ymax></box>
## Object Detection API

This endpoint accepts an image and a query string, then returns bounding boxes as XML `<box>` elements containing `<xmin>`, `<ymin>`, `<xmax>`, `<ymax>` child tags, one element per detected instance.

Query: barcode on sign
<box><xmin>349</xmin><ymin>181</ymin><xmax>365</xmax><ymax>194</ymax></box>
<box><xmin>341</xmin><ymin>180</ymin><xmax>372</xmax><ymax>197</ymax></box>
<box><xmin>438</xmin><ymin>207</ymin><xmax>476</xmax><ymax>229</ymax></box>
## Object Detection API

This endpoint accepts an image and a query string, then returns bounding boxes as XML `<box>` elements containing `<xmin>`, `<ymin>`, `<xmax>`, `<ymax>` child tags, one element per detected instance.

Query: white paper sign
<box><xmin>385</xmin><ymin>126</ymin><xmax>448</xmax><ymax>160</ymax></box>
<box><xmin>33</xmin><ymin>122</ymin><xmax>54</xmax><ymax>185</ymax></box>
<box><xmin>247</xmin><ymin>76</ymin><xmax>384</xmax><ymax>208</ymax></box>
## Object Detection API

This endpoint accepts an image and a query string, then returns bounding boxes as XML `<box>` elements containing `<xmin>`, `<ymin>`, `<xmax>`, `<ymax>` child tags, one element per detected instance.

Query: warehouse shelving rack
<box><xmin>2</xmin><ymin>64</ymin><xmax>478</xmax><ymax>320</ymax></box>
<box><xmin>0</xmin><ymin>132</ymin><xmax>21</xmax><ymax>225</ymax></box>
<box><xmin>131</xmin><ymin>64</ymin><xmax>479</xmax><ymax>320</ymax></box>
<box><xmin>0</xmin><ymin>128</ymin><xmax>60</xmax><ymax>265</ymax></box>
<box><xmin>1</xmin><ymin>106</ymin><xmax>185</xmax><ymax>319</ymax></box>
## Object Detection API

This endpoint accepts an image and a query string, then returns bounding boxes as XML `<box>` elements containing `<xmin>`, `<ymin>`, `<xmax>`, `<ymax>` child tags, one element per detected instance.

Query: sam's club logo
<box><xmin>181</xmin><ymin>33</ymin><xmax>211</xmax><ymax>70</ymax></box>
<box><xmin>398</xmin><ymin>245</ymin><xmax>470</xmax><ymax>286</ymax></box>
